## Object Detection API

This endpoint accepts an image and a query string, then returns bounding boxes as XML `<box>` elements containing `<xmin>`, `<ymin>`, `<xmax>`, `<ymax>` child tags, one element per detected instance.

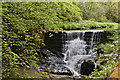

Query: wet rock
<box><xmin>80</xmin><ymin>60</ymin><xmax>95</xmax><ymax>76</ymax></box>
<box><xmin>50</xmin><ymin>65</ymin><xmax>73</xmax><ymax>76</ymax></box>
<box><xmin>37</xmin><ymin>49</ymin><xmax>73</xmax><ymax>76</ymax></box>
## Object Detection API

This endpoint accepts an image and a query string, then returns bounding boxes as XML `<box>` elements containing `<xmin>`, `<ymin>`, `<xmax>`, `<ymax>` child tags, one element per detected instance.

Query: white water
<box><xmin>62</xmin><ymin>30</ymin><xmax>103</xmax><ymax>76</ymax></box>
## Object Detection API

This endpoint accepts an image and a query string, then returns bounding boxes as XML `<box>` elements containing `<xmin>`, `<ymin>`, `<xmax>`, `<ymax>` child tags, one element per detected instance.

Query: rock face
<box><xmin>80</xmin><ymin>60</ymin><xmax>95</xmax><ymax>75</ymax></box>
<box><xmin>108</xmin><ymin>59</ymin><xmax>120</xmax><ymax>79</ymax></box>
<box><xmin>44</xmin><ymin>30</ymin><xmax>106</xmax><ymax>55</ymax></box>
<box><xmin>44</xmin><ymin>30</ymin><xmax>107</xmax><ymax>76</ymax></box>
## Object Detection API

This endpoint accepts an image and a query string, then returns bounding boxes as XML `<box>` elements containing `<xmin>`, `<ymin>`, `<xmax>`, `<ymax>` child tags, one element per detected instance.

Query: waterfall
<box><xmin>45</xmin><ymin>30</ymin><xmax>104</xmax><ymax>76</ymax></box>
<box><xmin>62</xmin><ymin>30</ymin><xmax>103</xmax><ymax>76</ymax></box>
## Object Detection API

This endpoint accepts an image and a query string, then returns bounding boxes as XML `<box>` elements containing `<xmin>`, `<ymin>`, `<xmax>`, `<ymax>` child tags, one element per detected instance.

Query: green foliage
<box><xmin>2</xmin><ymin>2</ymin><xmax>119</xmax><ymax>78</ymax></box>
<box><xmin>73</xmin><ymin>2</ymin><xmax>118</xmax><ymax>23</ymax></box>
<box><xmin>2</xmin><ymin>26</ymin><xmax>42</xmax><ymax>78</ymax></box>
<box><xmin>82</xmin><ymin>30</ymin><xmax>119</xmax><ymax>78</ymax></box>
<box><xmin>2</xmin><ymin>2</ymin><xmax>83</xmax><ymax>78</ymax></box>
<box><xmin>54</xmin><ymin>22</ymin><xmax>118</xmax><ymax>30</ymax></box>
<box><xmin>104</xmin><ymin>2</ymin><xmax>118</xmax><ymax>22</ymax></box>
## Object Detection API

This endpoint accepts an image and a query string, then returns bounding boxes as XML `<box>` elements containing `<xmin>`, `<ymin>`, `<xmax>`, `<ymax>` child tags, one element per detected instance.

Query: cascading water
<box><xmin>62</xmin><ymin>30</ymin><xmax>103</xmax><ymax>76</ymax></box>
<box><xmin>44</xmin><ymin>30</ymin><xmax>104</xmax><ymax>76</ymax></box>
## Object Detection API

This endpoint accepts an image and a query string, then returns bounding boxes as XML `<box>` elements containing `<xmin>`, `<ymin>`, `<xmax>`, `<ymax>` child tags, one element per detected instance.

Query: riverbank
<box><xmin>4</xmin><ymin>67</ymin><xmax>78</xmax><ymax>79</ymax></box>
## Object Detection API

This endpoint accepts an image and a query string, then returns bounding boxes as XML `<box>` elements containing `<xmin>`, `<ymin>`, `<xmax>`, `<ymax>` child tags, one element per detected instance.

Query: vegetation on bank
<box><xmin>81</xmin><ymin>30</ymin><xmax>119</xmax><ymax>78</ymax></box>
<box><xmin>2</xmin><ymin>2</ymin><xmax>83</xmax><ymax>78</ymax></box>
<box><xmin>2</xmin><ymin>2</ymin><xmax>119</xmax><ymax>79</ymax></box>
<box><xmin>73</xmin><ymin>2</ymin><xmax>118</xmax><ymax>23</ymax></box>
<box><xmin>48</xmin><ymin>22</ymin><xmax>118</xmax><ymax>30</ymax></box>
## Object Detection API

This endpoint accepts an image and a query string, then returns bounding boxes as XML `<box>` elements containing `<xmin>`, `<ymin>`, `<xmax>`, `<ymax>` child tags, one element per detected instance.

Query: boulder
<box><xmin>108</xmin><ymin>59</ymin><xmax>120</xmax><ymax>79</ymax></box>
<box><xmin>80</xmin><ymin>60</ymin><xmax>95</xmax><ymax>76</ymax></box>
